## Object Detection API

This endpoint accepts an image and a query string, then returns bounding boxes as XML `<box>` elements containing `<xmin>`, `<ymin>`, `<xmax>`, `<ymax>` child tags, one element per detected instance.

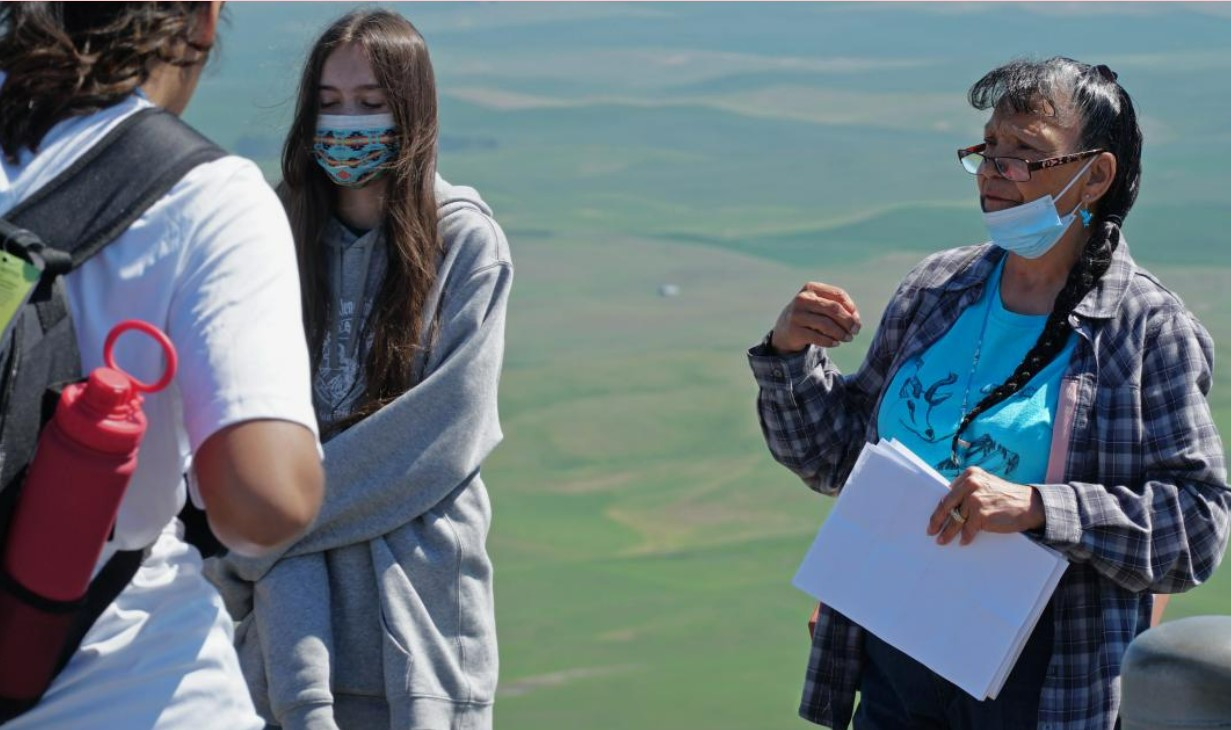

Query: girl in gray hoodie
<box><xmin>205</xmin><ymin>10</ymin><xmax>511</xmax><ymax>730</ymax></box>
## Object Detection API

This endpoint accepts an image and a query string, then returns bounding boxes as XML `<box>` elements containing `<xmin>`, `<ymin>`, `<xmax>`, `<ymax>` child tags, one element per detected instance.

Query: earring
<box><xmin>1079</xmin><ymin>207</ymin><xmax>1093</xmax><ymax>228</ymax></box>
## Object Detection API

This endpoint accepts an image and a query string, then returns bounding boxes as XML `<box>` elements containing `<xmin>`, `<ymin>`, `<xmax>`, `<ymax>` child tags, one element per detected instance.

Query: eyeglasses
<box><xmin>957</xmin><ymin>143</ymin><xmax>1104</xmax><ymax>182</ymax></box>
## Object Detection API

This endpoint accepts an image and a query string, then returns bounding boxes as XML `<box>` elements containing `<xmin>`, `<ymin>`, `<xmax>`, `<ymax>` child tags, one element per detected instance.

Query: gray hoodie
<box><xmin>205</xmin><ymin>176</ymin><xmax>511</xmax><ymax>730</ymax></box>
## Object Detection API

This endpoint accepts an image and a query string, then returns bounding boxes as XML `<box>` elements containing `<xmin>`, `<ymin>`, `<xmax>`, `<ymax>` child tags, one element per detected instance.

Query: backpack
<box><xmin>0</xmin><ymin>107</ymin><xmax>224</xmax><ymax>720</ymax></box>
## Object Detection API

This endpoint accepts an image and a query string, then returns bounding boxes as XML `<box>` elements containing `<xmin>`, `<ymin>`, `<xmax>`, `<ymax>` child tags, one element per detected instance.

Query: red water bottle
<box><xmin>0</xmin><ymin>320</ymin><xmax>176</xmax><ymax>699</ymax></box>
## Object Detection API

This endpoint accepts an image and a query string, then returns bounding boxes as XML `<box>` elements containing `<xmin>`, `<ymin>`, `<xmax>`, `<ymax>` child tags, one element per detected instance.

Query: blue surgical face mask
<box><xmin>313</xmin><ymin>113</ymin><xmax>399</xmax><ymax>188</ymax></box>
<box><xmin>982</xmin><ymin>156</ymin><xmax>1097</xmax><ymax>259</ymax></box>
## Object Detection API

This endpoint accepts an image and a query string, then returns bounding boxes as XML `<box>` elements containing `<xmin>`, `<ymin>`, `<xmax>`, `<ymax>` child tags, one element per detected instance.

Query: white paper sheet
<box><xmin>792</xmin><ymin>440</ymin><xmax>1067</xmax><ymax>700</ymax></box>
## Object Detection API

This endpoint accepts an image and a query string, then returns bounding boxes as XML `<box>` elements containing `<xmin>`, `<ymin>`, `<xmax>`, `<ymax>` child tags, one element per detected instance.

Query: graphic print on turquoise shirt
<box><xmin>877</xmin><ymin>258</ymin><xmax>1077</xmax><ymax>483</ymax></box>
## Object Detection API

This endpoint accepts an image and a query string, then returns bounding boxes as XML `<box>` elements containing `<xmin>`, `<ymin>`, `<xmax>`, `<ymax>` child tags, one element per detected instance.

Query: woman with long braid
<box><xmin>750</xmin><ymin>57</ymin><xmax>1229</xmax><ymax>729</ymax></box>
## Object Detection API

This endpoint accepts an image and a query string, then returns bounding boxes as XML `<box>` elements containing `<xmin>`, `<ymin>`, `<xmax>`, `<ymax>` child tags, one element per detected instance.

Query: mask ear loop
<box><xmin>1056</xmin><ymin>155</ymin><xmax>1100</xmax><ymax>222</ymax></box>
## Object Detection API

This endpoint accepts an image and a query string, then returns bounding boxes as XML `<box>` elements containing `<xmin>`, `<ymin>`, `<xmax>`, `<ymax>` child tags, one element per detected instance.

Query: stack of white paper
<box><xmin>792</xmin><ymin>439</ymin><xmax>1067</xmax><ymax>700</ymax></box>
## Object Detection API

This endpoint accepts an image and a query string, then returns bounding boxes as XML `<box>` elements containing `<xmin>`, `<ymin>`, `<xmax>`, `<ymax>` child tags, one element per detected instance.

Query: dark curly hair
<box><xmin>0</xmin><ymin>1</ymin><xmax>212</xmax><ymax>161</ymax></box>
<box><xmin>949</xmin><ymin>56</ymin><xmax>1144</xmax><ymax>464</ymax></box>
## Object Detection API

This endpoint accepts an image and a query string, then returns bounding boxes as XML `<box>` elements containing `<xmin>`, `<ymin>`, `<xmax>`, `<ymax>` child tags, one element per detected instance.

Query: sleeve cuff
<box><xmin>278</xmin><ymin>701</ymin><xmax>337</xmax><ymax>730</ymax></box>
<box><xmin>185</xmin><ymin>394</ymin><xmax>322</xmax><ymax>455</ymax></box>
<box><xmin>1032</xmin><ymin>483</ymin><xmax>1082</xmax><ymax>547</ymax></box>
<box><xmin>748</xmin><ymin>340</ymin><xmax>822</xmax><ymax>390</ymax></box>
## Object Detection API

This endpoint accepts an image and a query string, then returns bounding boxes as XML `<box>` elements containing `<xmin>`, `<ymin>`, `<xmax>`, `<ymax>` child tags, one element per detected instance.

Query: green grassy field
<box><xmin>486</xmin><ymin>230</ymin><xmax>1231</xmax><ymax>728</ymax></box>
<box><xmin>187</xmin><ymin>4</ymin><xmax>1231</xmax><ymax>728</ymax></box>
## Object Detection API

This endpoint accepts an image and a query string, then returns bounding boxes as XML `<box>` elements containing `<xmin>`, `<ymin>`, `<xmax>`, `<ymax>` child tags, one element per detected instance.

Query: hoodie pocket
<box><xmin>370</xmin><ymin>534</ymin><xmax>474</xmax><ymax>704</ymax></box>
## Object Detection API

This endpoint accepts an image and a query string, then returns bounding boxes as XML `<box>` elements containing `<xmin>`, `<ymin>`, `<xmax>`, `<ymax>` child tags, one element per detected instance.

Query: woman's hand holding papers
<box><xmin>928</xmin><ymin>466</ymin><xmax>1046</xmax><ymax>546</ymax></box>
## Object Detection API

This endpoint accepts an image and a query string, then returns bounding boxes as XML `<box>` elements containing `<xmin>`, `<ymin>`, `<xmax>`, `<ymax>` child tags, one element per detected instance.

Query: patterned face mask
<box><xmin>313</xmin><ymin>113</ymin><xmax>399</xmax><ymax>188</ymax></box>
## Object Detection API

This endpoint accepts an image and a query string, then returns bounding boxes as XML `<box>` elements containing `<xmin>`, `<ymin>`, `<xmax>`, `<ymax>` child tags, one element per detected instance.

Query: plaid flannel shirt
<box><xmin>750</xmin><ymin>241</ymin><xmax>1230</xmax><ymax>730</ymax></box>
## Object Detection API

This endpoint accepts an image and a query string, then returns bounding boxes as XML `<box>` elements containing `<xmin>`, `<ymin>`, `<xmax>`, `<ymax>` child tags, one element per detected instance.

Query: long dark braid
<box><xmin>950</xmin><ymin>58</ymin><xmax>1143</xmax><ymax>462</ymax></box>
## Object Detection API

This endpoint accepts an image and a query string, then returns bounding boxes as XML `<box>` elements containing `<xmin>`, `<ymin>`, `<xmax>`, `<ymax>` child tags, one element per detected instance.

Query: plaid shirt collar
<box><xmin>940</xmin><ymin>237</ymin><xmax>1137</xmax><ymax>321</ymax></box>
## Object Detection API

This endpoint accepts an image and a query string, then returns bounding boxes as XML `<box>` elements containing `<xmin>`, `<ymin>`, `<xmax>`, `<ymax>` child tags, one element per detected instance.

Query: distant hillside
<box><xmin>663</xmin><ymin>202</ymin><xmax>1231</xmax><ymax>270</ymax></box>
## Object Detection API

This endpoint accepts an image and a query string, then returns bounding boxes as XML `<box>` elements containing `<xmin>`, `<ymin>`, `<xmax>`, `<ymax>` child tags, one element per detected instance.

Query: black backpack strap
<box><xmin>0</xmin><ymin>106</ymin><xmax>226</xmax><ymax>492</ymax></box>
<box><xmin>52</xmin><ymin>547</ymin><xmax>149</xmax><ymax>674</ymax></box>
<box><xmin>5</xmin><ymin>106</ymin><xmax>225</xmax><ymax>271</ymax></box>
<box><xmin>0</xmin><ymin>546</ymin><xmax>148</xmax><ymax>722</ymax></box>
<box><xmin>0</xmin><ymin>108</ymin><xmax>227</xmax><ymax>721</ymax></box>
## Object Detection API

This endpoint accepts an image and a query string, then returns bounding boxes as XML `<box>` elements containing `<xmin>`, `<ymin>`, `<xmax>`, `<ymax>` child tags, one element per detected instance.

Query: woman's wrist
<box><xmin>764</xmin><ymin>329</ymin><xmax>781</xmax><ymax>356</ymax></box>
<box><xmin>1027</xmin><ymin>487</ymin><xmax>1047</xmax><ymax>531</ymax></box>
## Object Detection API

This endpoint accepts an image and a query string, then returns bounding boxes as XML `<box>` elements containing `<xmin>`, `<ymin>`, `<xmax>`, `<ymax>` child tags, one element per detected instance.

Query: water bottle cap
<box><xmin>83</xmin><ymin>368</ymin><xmax>134</xmax><ymax>414</ymax></box>
<box><xmin>103</xmin><ymin>320</ymin><xmax>177</xmax><ymax>394</ymax></box>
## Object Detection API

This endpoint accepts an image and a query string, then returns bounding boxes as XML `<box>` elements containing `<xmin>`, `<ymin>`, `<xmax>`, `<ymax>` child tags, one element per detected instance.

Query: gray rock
<box><xmin>1121</xmin><ymin>615</ymin><xmax>1231</xmax><ymax>729</ymax></box>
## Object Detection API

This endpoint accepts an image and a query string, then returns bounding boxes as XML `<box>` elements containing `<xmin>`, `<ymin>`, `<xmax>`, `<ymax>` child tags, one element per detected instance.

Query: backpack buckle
<box><xmin>0</xmin><ymin>220</ymin><xmax>71</xmax><ymax>277</ymax></box>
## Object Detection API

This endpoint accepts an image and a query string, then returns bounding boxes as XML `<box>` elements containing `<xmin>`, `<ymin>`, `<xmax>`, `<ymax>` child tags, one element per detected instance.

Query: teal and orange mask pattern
<box><xmin>313</xmin><ymin>113</ymin><xmax>399</xmax><ymax>188</ymax></box>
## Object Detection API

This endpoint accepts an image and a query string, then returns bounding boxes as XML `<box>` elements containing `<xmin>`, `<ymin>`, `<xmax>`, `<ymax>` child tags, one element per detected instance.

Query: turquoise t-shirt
<box><xmin>877</xmin><ymin>259</ymin><xmax>1077</xmax><ymax>483</ymax></box>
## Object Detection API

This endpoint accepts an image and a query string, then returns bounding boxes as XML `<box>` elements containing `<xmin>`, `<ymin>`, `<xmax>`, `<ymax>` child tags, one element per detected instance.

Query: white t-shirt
<box><xmin>0</xmin><ymin>78</ymin><xmax>318</xmax><ymax>727</ymax></box>
<box><xmin>0</xmin><ymin>80</ymin><xmax>319</xmax><ymax>565</ymax></box>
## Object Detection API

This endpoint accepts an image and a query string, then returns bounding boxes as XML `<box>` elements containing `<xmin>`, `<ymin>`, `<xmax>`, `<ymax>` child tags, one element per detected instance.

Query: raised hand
<box><xmin>769</xmin><ymin>282</ymin><xmax>863</xmax><ymax>354</ymax></box>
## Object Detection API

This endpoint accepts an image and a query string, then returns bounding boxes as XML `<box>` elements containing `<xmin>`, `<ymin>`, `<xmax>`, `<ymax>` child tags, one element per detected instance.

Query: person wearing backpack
<box><xmin>204</xmin><ymin>9</ymin><xmax>512</xmax><ymax>729</ymax></box>
<box><xmin>0</xmin><ymin>2</ymin><xmax>324</xmax><ymax>727</ymax></box>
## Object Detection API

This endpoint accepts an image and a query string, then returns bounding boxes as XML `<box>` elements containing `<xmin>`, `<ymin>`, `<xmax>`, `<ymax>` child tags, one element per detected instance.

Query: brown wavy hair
<box><xmin>0</xmin><ymin>1</ymin><xmax>211</xmax><ymax>161</ymax></box>
<box><xmin>280</xmin><ymin>9</ymin><xmax>442</xmax><ymax>434</ymax></box>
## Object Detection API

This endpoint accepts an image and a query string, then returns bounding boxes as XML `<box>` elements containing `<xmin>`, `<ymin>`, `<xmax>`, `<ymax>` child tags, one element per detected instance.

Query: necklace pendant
<box><xmin>952</xmin><ymin>438</ymin><xmax>972</xmax><ymax>468</ymax></box>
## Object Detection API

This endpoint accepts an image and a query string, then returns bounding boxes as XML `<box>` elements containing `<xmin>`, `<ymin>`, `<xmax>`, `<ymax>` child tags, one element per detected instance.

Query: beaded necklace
<box><xmin>951</xmin><ymin>266</ymin><xmax>1001</xmax><ymax>466</ymax></box>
